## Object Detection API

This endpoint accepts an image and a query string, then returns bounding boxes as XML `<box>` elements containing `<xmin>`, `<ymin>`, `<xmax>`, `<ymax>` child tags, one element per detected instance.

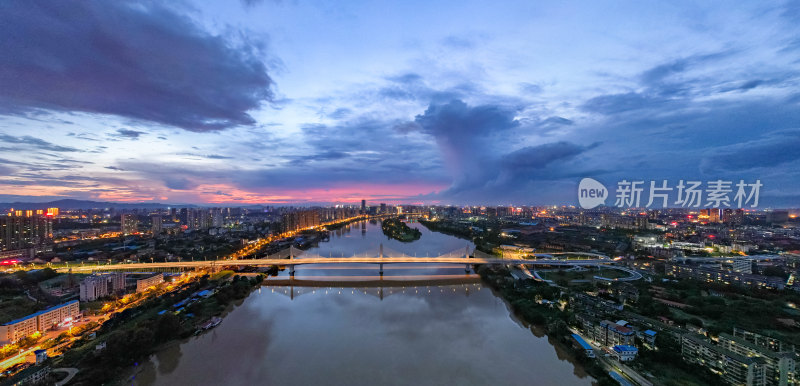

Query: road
<box><xmin>0</xmin><ymin>346</ymin><xmax>39</xmax><ymax>370</ymax></box>
<box><xmin>58</xmin><ymin>256</ymin><xmax>612</xmax><ymax>273</ymax></box>
<box><xmin>568</xmin><ymin>328</ymin><xmax>652</xmax><ymax>386</ymax></box>
<box><xmin>53</xmin><ymin>367</ymin><xmax>78</xmax><ymax>386</ymax></box>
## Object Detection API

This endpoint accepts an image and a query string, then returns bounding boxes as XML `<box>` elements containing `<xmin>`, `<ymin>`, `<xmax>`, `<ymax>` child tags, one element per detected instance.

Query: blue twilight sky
<box><xmin>0</xmin><ymin>0</ymin><xmax>799</xmax><ymax>206</ymax></box>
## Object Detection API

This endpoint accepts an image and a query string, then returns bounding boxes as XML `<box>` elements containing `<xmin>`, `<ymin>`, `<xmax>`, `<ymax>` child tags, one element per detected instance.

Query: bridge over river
<box><xmin>57</xmin><ymin>244</ymin><xmax>612</xmax><ymax>274</ymax></box>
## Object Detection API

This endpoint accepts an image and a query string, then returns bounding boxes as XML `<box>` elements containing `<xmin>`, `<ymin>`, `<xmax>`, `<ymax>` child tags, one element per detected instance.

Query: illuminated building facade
<box><xmin>136</xmin><ymin>273</ymin><xmax>164</xmax><ymax>292</ymax></box>
<box><xmin>0</xmin><ymin>211</ymin><xmax>53</xmax><ymax>251</ymax></box>
<box><xmin>80</xmin><ymin>273</ymin><xmax>126</xmax><ymax>301</ymax></box>
<box><xmin>0</xmin><ymin>300</ymin><xmax>80</xmax><ymax>345</ymax></box>
<box><xmin>151</xmin><ymin>215</ymin><xmax>162</xmax><ymax>234</ymax></box>
<box><xmin>121</xmin><ymin>213</ymin><xmax>138</xmax><ymax>235</ymax></box>
<box><xmin>281</xmin><ymin>209</ymin><xmax>320</xmax><ymax>233</ymax></box>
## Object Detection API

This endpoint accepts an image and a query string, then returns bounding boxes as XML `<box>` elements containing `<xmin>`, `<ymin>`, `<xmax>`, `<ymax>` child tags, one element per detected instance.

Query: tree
<box><xmin>762</xmin><ymin>266</ymin><xmax>788</xmax><ymax>279</ymax></box>
<box><xmin>155</xmin><ymin>313</ymin><xmax>182</xmax><ymax>341</ymax></box>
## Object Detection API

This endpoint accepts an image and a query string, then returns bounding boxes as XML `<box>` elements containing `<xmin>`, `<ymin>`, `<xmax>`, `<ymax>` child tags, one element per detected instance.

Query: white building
<box><xmin>136</xmin><ymin>273</ymin><xmax>164</xmax><ymax>292</ymax></box>
<box><xmin>612</xmin><ymin>345</ymin><xmax>638</xmax><ymax>361</ymax></box>
<box><xmin>80</xmin><ymin>273</ymin><xmax>126</xmax><ymax>301</ymax></box>
<box><xmin>732</xmin><ymin>259</ymin><xmax>753</xmax><ymax>274</ymax></box>
<box><xmin>0</xmin><ymin>300</ymin><xmax>80</xmax><ymax>345</ymax></box>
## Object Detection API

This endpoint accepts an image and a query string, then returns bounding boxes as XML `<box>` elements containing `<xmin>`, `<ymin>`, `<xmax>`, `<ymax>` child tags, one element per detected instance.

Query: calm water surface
<box><xmin>131</xmin><ymin>221</ymin><xmax>594</xmax><ymax>385</ymax></box>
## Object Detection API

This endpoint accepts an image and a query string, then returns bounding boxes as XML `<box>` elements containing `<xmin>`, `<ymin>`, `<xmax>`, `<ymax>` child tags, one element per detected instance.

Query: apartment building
<box><xmin>682</xmin><ymin>334</ymin><xmax>767</xmax><ymax>386</ymax></box>
<box><xmin>719</xmin><ymin>333</ymin><xmax>796</xmax><ymax>386</ymax></box>
<box><xmin>0</xmin><ymin>300</ymin><xmax>80</xmax><ymax>345</ymax></box>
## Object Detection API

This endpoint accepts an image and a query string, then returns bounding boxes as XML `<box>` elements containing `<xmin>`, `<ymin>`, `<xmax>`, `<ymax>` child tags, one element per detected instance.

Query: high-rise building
<box><xmin>734</xmin><ymin>208</ymin><xmax>745</xmax><ymax>224</ymax></box>
<box><xmin>361</xmin><ymin>200</ymin><xmax>366</xmax><ymax>214</ymax></box>
<box><xmin>281</xmin><ymin>210</ymin><xmax>320</xmax><ymax>233</ymax></box>
<box><xmin>211</xmin><ymin>208</ymin><xmax>223</xmax><ymax>228</ymax></box>
<box><xmin>380</xmin><ymin>203</ymin><xmax>387</xmax><ymax>214</ymax></box>
<box><xmin>151</xmin><ymin>215</ymin><xmax>162</xmax><ymax>235</ymax></box>
<box><xmin>767</xmin><ymin>211</ymin><xmax>789</xmax><ymax>225</ymax></box>
<box><xmin>708</xmin><ymin>208</ymin><xmax>722</xmax><ymax>223</ymax></box>
<box><xmin>0</xmin><ymin>212</ymin><xmax>52</xmax><ymax>251</ymax></box>
<box><xmin>186</xmin><ymin>208</ymin><xmax>210</xmax><ymax>231</ymax></box>
<box><xmin>121</xmin><ymin>213</ymin><xmax>138</xmax><ymax>235</ymax></box>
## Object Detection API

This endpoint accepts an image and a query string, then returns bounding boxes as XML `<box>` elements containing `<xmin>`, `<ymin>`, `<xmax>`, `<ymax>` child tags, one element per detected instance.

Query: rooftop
<box><xmin>2</xmin><ymin>300</ymin><xmax>78</xmax><ymax>326</ymax></box>
<box><xmin>571</xmin><ymin>334</ymin><xmax>593</xmax><ymax>350</ymax></box>
<box><xmin>613</xmin><ymin>345</ymin><xmax>638</xmax><ymax>353</ymax></box>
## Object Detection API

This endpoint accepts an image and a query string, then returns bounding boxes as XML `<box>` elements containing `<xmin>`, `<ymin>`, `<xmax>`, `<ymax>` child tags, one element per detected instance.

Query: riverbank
<box><xmin>475</xmin><ymin>264</ymin><xmax>616</xmax><ymax>386</ymax></box>
<box><xmin>56</xmin><ymin>272</ymin><xmax>265</xmax><ymax>385</ymax></box>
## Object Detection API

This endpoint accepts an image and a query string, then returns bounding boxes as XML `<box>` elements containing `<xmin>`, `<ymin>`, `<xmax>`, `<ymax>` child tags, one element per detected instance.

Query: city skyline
<box><xmin>1</xmin><ymin>1</ymin><xmax>800</xmax><ymax>206</ymax></box>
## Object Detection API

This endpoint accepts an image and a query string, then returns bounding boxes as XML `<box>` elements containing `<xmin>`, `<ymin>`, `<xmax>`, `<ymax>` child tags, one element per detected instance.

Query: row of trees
<box><xmin>63</xmin><ymin>274</ymin><xmax>264</xmax><ymax>384</ymax></box>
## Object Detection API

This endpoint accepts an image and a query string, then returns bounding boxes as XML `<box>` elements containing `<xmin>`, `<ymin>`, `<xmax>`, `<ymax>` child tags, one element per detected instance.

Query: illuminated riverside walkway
<box><xmin>56</xmin><ymin>245</ymin><xmax>612</xmax><ymax>274</ymax></box>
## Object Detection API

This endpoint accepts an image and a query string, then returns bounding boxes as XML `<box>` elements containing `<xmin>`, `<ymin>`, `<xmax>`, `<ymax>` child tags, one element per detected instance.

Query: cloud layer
<box><xmin>0</xmin><ymin>1</ymin><xmax>273</xmax><ymax>131</ymax></box>
<box><xmin>0</xmin><ymin>1</ymin><xmax>799</xmax><ymax>206</ymax></box>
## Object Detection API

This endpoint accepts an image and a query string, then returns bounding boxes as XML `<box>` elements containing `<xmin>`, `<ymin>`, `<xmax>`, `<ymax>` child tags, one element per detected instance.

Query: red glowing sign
<box><xmin>1</xmin><ymin>259</ymin><xmax>19</xmax><ymax>265</ymax></box>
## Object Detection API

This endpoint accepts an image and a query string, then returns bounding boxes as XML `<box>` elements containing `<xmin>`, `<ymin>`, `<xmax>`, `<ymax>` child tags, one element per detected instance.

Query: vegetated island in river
<box><xmin>381</xmin><ymin>218</ymin><xmax>422</xmax><ymax>242</ymax></box>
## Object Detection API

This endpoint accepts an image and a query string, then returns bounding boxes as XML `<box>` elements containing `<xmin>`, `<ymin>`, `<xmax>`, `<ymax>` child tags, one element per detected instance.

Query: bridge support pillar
<box><xmin>289</xmin><ymin>264</ymin><xmax>295</xmax><ymax>277</ymax></box>
<box><xmin>465</xmin><ymin>263</ymin><xmax>471</xmax><ymax>273</ymax></box>
<box><xmin>379</xmin><ymin>262</ymin><xmax>384</xmax><ymax>276</ymax></box>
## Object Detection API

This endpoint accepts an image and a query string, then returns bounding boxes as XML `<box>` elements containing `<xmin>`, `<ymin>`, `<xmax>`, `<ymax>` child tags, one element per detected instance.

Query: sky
<box><xmin>0</xmin><ymin>0</ymin><xmax>799</xmax><ymax>207</ymax></box>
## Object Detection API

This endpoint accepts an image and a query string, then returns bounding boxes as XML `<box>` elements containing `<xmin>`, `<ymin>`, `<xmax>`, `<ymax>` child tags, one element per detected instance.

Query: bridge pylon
<box><xmin>379</xmin><ymin>243</ymin><xmax>384</xmax><ymax>276</ymax></box>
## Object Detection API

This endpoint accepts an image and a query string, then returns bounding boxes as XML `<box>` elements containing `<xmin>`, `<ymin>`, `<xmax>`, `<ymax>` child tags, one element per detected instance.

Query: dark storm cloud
<box><xmin>205</xmin><ymin>154</ymin><xmax>234</xmax><ymax>160</ymax></box>
<box><xmin>414</xmin><ymin>99</ymin><xmax>519</xmax><ymax>139</ymax></box>
<box><xmin>289</xmin><ymin>150</ymin><xmax>350</xmax><ymax>164</ymax></box>
<box><xmin>112</xmin><ymin>114</ymin><xmax>448</xmax><ymax>192</ymax></box>
<box><xmin>0</xmin><ymin>134</ymin><xmax>79</xmax><ymax>152</ymax></box>
<box><xmin>518</xmin><ymin>83</ymin><xmax>543</xmax><ymax>94</ymax></box>
<box><xmin>163</xmin><ymin>177</ymin><xmax>197</xmax><ymax>191</ymax></box>
<box><xmin>394</xmin><ymin>99</ymin><xmax>602</xmax><ymax>203</ymax></box>
<box><xmin>700</xmin><ymin>129</ymin><xmax>800</xmax><ymax>173</ymax></box>
<box><xmin>0</xmin><ymin>1</ymin><xmax>274</xmax><ymax>131</ymax></box>
<box><xmin>581</xmin><ymin>92</ymin><xmax>671</xmax><ymax>114</ymax></box>
<box><xmin>116</xmin><ymin>129</ymin><xmax>145</xmax><ymax>139</ymax></box>
<box><xmin>375</xmin><ymin>74</ymin><xmax>477</xmax><ymax>104</ymax></box>
<box><xmin>639</xmin><ymin>52</ymin><xmax>731</xmax><ymax>89</ymax></box>
<box><xmin>738</xmin><ymin>79</ymin><xmax>763</xmax><ymax>91</ymax></box>
<box><xmin>535</xmin><ymin>116</ymin><xmax>573</xmax><ymax>134</ymax></box>
<box><xmin>499</xmin><ymin>142</ymin><xmax>594</xmax><ymax>171</ymax></box>
<box><xmin>176</xmin><ymin>153</ymin><xmax>234</xmax><ymax>160</ymax></box>
<box><xmin>327</xmin><ymin>108</ymin><xmax>353</xmax><ymax>120</ymax></box>
<box><xmin>411</xmin><ymin>99</ymin><xmax>519</xmax><ymax>176</ymax></box>
<box><xmin>583</xmin><ymin>52</ymin><xmax>741</xmax><ymax>115</ymax></box>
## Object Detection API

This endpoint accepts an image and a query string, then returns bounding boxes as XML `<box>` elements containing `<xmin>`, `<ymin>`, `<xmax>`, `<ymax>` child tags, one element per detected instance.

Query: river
<box><xmin>130</xmin><ymin>220</ymin><xmax>594</xmax><ymax>385</ymax></box>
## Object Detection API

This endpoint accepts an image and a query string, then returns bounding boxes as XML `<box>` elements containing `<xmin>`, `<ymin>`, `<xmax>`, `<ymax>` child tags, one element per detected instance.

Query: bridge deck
<box><xmin>58</xmin><ymin>256</ymin><xmax>611</xmax><ymax>273</ymax></box>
